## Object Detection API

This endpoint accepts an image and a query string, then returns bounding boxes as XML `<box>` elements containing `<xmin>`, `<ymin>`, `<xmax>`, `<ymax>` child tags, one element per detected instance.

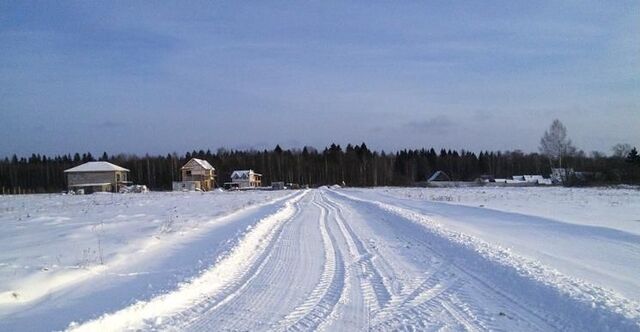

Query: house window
<box><xmin>186</xmin><ymin>170</ymin><xmax>192</xmax><ymax>176</ymax></box>
<box><xmin>116</xmin><ymin>173</ymin><xmax>121</xmax><ymax>182</ymax></box>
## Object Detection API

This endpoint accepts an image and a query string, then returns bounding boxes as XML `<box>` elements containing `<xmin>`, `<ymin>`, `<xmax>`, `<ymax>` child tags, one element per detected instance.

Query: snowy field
<box><xmin>0</xmin><ymin>187</ymin><xmax>639</xmax><ymax>331</ymax></box>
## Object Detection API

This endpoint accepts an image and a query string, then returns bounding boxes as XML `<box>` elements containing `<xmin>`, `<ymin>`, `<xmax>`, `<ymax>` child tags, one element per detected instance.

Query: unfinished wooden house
<box><xmin>173</xmin><ymin>158</ymin><xmax>216</xmax><ymax>191</ymax></box>
<box><xmin>64</xmin><ymin>161</ymin><xmax>130</xmax><ymax>193</ymax></box>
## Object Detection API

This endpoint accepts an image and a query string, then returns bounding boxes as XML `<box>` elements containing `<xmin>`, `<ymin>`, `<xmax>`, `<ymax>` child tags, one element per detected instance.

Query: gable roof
<box><xmin>64</xmin><ymin>161</ymin><xmax>129</xmax><ymax>173</ymax></box>
<box><xmin>182</xmin><ymin>158</ymin><xmax>214</xmax><ymax>170</ymax></box>
<box><xmin>428</xmin><ymin>170</ymin><xmax>450</xmax><ymax>182</ymax></box>
<box><xmin>231</xmin><ymin>169</ymin><xmax>261</xmax><ymax>179</ymax></box>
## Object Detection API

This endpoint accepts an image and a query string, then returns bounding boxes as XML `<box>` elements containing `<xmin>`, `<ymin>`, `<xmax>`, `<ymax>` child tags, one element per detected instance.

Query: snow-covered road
<box><xmin>1</xmin><ymin>188</ymin><xmax>639</xmax><ymax>331</ymax></box>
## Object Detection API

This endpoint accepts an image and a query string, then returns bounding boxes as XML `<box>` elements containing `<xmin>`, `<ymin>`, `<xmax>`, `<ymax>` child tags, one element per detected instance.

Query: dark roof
<box><xmin>428</xmin><ymin>171</ymin><xmax>451</xmax><ymax>182</ymax></box>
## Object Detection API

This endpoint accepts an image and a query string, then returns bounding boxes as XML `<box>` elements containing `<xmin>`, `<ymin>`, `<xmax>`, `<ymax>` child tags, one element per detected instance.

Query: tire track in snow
<box><xmin>273</xmin><ymin>193</ymin><xmax>346</xmax><ymax>331</ymax></box>
<box><xmin>330</xmin><ymin>189</ymin><xmax>565</xmax><ymax>331</ymax></box>
<box><xmin>325</xmin><ymin>190</ymin><xmax>481</xmax><ymax>331</ymax></box>
<box><xmin>370</xmin><ymin>260</ymin><xmax>500</xmax><ymax>331</ymax></box>
<box><xmin>372</xmin><ymin>265</ymin><xmax>459</xmax><ymax>327</ymax></box>
<box><xmin>66</xmin><ymin>191</ymin><xmax>309</xmax><ymax>332</ymax></box>
<box><xmin>63</xmin><ymin>188</ymin><xmax>640</xmax><ymax>331</ymax></box>
<box><xmin>358</xmin><ymin>255</ymin><xmax>493</xmax><ymax>332</ymax></box>
<box><xmin>181</xmin><ymin>191</ymin><xmax>326</xmax><ymax>331</ymax></box>
<box><xmin>326</xmin><ymin>190</ymin><xmax>454</xmax><ymax>330</ymax></box>
<box><xmin>169</xmin><ymin>196</ymin><xmax>305</xmax><ymax>330</ymax></box>
<box><xmin>369</xmin><ymin>193</ymin><xmax>640</xmax><ymax>326</ymax></box>
<box><xmin>322</xmin><ymin>193</ymin><xmax>393</xmax><ymax>315</ymax></box>
<box><xmin>314</xmin><ymin>194</ymin><xmax>359</xmax><ymax>332</ymax></box>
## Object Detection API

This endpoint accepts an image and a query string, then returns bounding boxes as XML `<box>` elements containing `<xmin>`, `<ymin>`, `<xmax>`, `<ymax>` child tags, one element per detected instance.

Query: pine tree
<box><xmin>626</xmin><ymin>148</ymin><xmax>640</xmax><ymax>166</ymax></box>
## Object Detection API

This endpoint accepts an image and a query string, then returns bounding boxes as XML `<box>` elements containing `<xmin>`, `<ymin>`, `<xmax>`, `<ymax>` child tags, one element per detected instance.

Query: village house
<box><xmin>551</xmin><ymin>168</ymin><xmax>575</xmax><ymax>184</ymax></box>
<box><xmin>64</xmin><ymin>161</ymin><xmax>130</xmax><ymax>193</ymax></box>
<box><xmin>172</xmin><ymin>158</ymin><xmax>215</xmax><ymax>191</ymax></box>
<box><xmin>512</xmin><ymin>175</ymin><xmax>544</xmax><ymax>183</ymax></box>
<box><xmin>428</xmin><ymin>170</ymin><xmax>451</xmax><ymax>182</ymax></box>
<box><xmin>225</xmin><ymin>169</ymin><xmax>262</xmax><ymax>189</ymax></box>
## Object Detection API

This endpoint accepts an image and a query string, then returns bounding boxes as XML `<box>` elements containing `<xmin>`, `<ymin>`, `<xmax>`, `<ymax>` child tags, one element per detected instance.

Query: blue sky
<box><xmin>1</xmin><ymin>1</ymin><xmax>638</xmax><ymax>156</ymax></box>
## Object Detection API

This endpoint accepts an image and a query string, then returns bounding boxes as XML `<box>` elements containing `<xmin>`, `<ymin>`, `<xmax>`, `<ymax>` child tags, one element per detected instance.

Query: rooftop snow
<box><xmin>231</xmin><ymin>170</ymin><xmax>261</xmax><ymax>179</ymax></box>
<box><xmin>183</xmin><ymin>158</ymin><xmax>214</xmax><ymax>170</ymax></box>
<box><xmin>68</xmin><ymin>183</ymin><xmax>112</xmax><ymax>187</ymax></box>
<box><xmin>64</xmin><ymin>161</ymin><xmax>130</xmax><ymax>173</ymax></box>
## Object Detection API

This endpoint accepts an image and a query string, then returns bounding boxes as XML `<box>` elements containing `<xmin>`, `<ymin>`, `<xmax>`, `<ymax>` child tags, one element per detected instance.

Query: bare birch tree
<box><xmin>539</xmin><ymin>119</ymin><xmax>576</xmax><ymax>168</ymax></box>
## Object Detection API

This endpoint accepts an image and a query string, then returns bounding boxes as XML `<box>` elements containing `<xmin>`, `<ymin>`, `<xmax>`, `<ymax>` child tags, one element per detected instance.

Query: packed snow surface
<box><xmin>0</xmin><ymin>187</ymin><xmax>639</xmax><ymax>331</ymax></box>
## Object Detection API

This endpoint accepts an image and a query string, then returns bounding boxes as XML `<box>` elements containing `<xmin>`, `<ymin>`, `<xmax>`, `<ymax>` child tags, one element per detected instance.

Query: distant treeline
<box><xmin>1</xmin><ymin>143</ymin><xmax>639</xmax><ymax>193</ymax></box>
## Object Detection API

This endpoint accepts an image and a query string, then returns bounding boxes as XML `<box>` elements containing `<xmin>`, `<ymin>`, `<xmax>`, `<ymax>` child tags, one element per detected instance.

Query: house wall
<box><xmin>182</xmin><ymin>171</ymin><xmax>214</xmax><ymax>181</ymax></box>
<box><xmin>252</xmin><ymin>175</ymin><xmax>262</xmax><ymax>187</ymax></box>
<box><xmin>183</xmin><ymin>169</ymin><xmax>213</xmax><ymax>177</ymax></box>
<box><xmin>181</xmin><ymin>168</ymin><xmax>215</xmax><ymax>191</ymax></box>
<box><xmin>66</xmin><ymin>171</ymin><xmax>128</xmax><ymax>192</ymax></box>
<box><xmin>82</xmin><ymin>184</ymin><xmax>113</xmax><ymax>194</ymax></box>
<box><xmin>231</xmin><ymin>180</ymin><xmax>252</xmax><ymax>188</ymax></box>
<box><xmin>172</xmin><ymin>181</ymin><xmax>201</xmax><ymax>191</ymax></box>
<box><xmin>230</xmin><ymin>171</ymin><xmax>262</xmax><ymax>188</ymax></box>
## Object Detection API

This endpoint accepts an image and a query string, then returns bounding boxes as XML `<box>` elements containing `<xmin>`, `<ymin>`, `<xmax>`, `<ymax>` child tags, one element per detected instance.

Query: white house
<box><xmin>512</xmin><ymin>175</ymin><xmax>545</xmax><ymax>183</ymax></box>
<box><xmin>225</xmin><ymin>169</ymin><xmax>262</xmax><ymax>189</ymax></box>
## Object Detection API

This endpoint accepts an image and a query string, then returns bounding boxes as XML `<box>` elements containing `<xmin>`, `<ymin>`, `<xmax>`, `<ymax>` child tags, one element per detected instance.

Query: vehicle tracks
<box><xmin>273</xmin><ymin>195</ymin><xmax>346</xmax><ymax>331</ymax></box>
<box><xmin>65</xmin><ymin>188</ymin><xmax>639</xmax><ymax>331</ymax></box>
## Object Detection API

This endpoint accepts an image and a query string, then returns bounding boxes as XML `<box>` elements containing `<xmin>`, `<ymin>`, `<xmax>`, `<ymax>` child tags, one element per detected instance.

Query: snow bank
<box><xmin>66</xmin><ymin>190</ymin><xmax>308</xmax><ymax>331</ymax></box>
<box><xmin>379</xmin><ymin>186</ymin><xmax>640</xmax><ymax>235</ymax></box>
<box><xmin>0</xmin><ymin>191</ymin><xmax>291</xmax><ymax>315</ymax></box>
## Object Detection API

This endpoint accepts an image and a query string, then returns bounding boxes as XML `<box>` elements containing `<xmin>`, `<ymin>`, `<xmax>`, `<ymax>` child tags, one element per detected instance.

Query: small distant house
<box><xmin>523</xmin><ymin>175</ymin><xmax>544</xmax><ymax>183</ymax></box>
<box><xmin>537</xmin><ymin>178</ymin><xmax>553</xmax><ymax>185</ymax></box>
<box><xmin>551</xmin><ymin>168</ymin><xmax>574</xmax><ymax>184</ymax></box>
<box><xmin>479</xmin><ymin>175</ymin><xmax>495</xmax><ymax>182</ymax></box>
<box><xmin>225</xmin><ymin>170</ymin><xmax>262</xmax><ymax>189</ymax></box>
<box><xmin>512</xmin><ymin>175</ymin><xmax>545</xmax><ymax>183</ymax></box>
<box><xmin>64</xmin><ymin>161</ymin><xmax>130</xmax><ymax>193</ymax></box>
<box><xmin>173</xmin><ymin>181</ymin><xmax>201</xmax><ymax>192</ymax></box>
<box><xmin>271</xmin><ymin>181</ymin><xmax>285</xmax><ymax>190</ymax></box>
<box><xmin>286</xmin><ymin>182</ymin><xmax>300</xmax><ymax>189</ymax></box>
<box><xmin>428</xmin><ymin>171</ymin><xmax>451</xmax><ymax>182</ymax></box>
<box><xmin>173</xmin><ymin>158</ymin><xmax>215</xmax><ymax>191</ymax></box>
